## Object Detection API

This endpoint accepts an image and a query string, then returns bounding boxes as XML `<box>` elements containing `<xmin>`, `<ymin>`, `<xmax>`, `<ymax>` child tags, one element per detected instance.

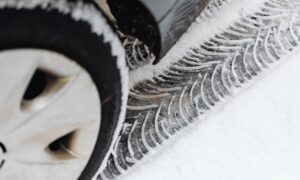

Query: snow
<box><xmin>122</xmin><ymin>50</ymin><xmax>300</xmax><ymax>179</ymax></box>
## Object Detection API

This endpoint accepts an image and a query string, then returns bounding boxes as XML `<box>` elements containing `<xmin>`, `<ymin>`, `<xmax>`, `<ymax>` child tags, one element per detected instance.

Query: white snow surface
<box><xmin>122</xmin><ymin>49</ymin><xmax>300</xmax><ymax>179</ymax></box>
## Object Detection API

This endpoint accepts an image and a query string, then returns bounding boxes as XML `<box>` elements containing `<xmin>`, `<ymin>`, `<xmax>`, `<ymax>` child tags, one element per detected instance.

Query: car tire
<box><xmin>0</xmin><ymin>0</ymin><xmax>128</xmax><ymax>180</ymax></box>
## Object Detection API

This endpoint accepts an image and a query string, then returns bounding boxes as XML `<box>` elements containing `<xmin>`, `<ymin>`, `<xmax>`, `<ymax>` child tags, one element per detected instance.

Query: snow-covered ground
<box><xmin>122</xmin><ymin>50</ymin><xmax>300</xmax><ymax>180</ymax></box>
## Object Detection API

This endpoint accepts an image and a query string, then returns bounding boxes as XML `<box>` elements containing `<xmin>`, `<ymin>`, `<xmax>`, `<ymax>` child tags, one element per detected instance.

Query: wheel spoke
<box><xmin>0</xmin><ymin>53</ymin><xmax>38</xmax><ymax>114</ymax></box>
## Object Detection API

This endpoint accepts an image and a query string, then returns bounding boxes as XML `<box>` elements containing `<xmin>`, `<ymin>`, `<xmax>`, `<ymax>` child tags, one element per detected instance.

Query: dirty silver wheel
<box><xmin>0</xmin><ymin>49</ymin><xmax>101</xmax><ymax>179</ymax></box>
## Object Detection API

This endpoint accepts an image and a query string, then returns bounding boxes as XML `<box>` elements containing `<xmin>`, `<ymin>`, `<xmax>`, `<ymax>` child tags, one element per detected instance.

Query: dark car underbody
<box><xmin>96</xmin><ymin>0</ymin><xmax>210</xmax><ymax>63</ymax></box>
